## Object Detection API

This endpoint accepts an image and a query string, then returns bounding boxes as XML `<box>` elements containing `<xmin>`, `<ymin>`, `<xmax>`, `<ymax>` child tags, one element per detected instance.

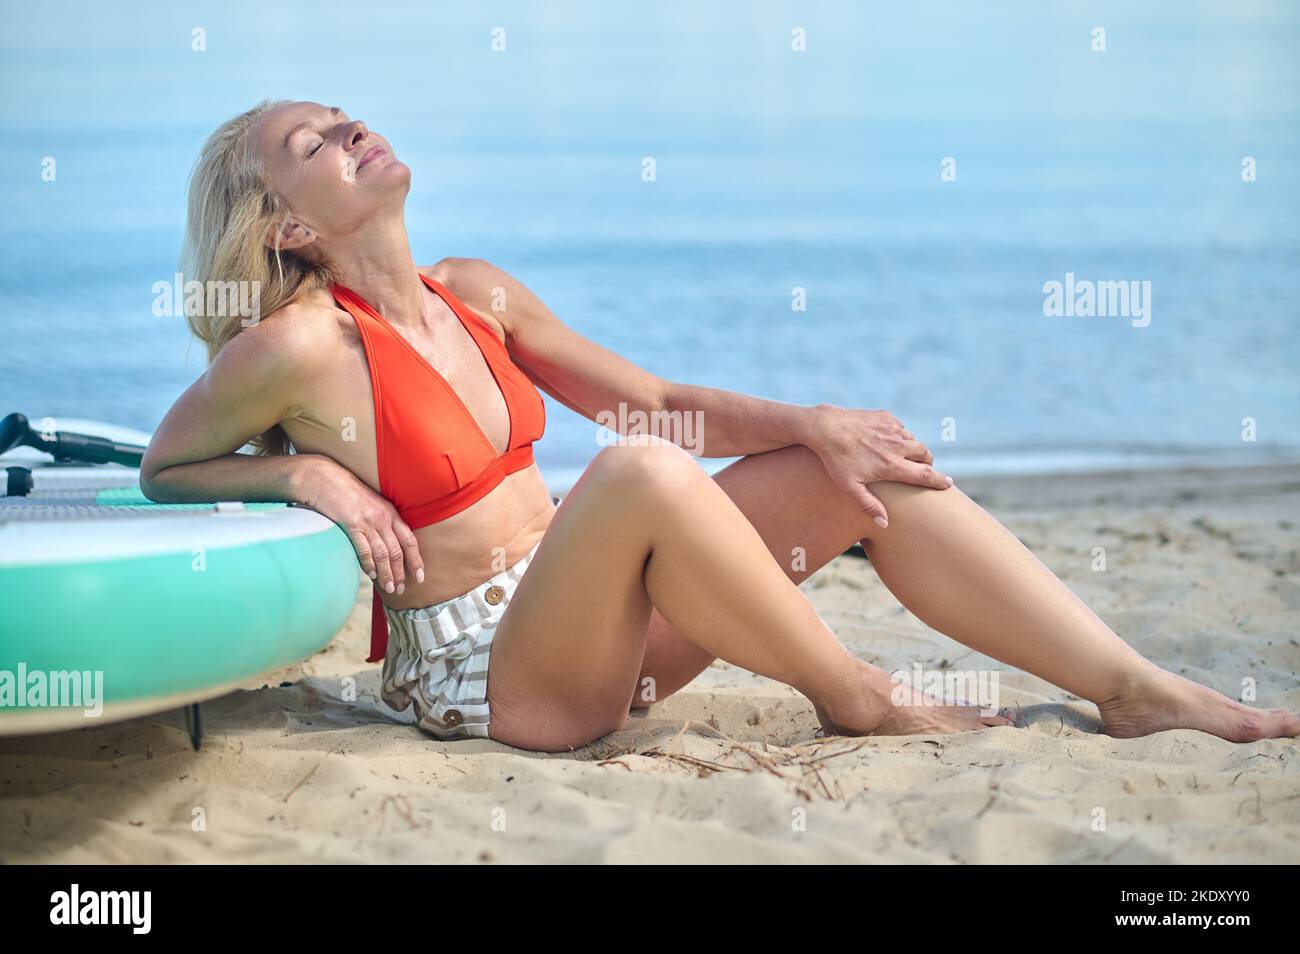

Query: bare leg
<box><xmin>635</xmin><ymin>444</ymin><xmax>1300</xmax><ymax>743</ymax></box>
<box><xmin>862</xmin><ymin>480</ymin><xmax>1300</xmax><ymax>741</ymax></box>
<box><xmin>485</xmin><ymin>442</ymin><xmax>1011</xmax><ymax>752</ymax></box>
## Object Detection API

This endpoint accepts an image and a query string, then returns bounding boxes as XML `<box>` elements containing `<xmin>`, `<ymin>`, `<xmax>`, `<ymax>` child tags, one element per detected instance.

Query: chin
<box><xmin>383</xmin><ymin>158</ymin><xmax>412</xmax><ymax>187</ymax></box>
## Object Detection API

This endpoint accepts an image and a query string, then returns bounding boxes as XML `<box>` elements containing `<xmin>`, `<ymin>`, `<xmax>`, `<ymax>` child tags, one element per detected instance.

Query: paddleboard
<box><xmin>0</xmin><ymin>418</ymin><xmax>358</xmax><ymax>735</ymax></box>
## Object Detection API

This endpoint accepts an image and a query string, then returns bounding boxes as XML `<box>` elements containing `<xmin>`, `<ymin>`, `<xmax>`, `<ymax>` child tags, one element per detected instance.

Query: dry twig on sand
<box><xmin>597</xmin><ymin>720</ymin><xmax>878</xmax><ymax>801</ymax></box>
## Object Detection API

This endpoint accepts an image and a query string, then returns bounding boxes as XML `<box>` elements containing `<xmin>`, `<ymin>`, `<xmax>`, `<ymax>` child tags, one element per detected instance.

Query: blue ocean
<box><xmin>2</xmin><ymin>1</ymin><xmax>1298</xmax><ymax>488</ymax></box>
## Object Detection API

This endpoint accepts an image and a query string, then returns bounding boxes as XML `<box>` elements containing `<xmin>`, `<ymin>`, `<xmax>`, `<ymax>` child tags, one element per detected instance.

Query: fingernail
<box><xmin>397</xmin><ymin>583</ymin><xmax>405</xmax><ymax>595</ymax></box>
<box><xmin>385</xmin><ymin>580</ymin><xmax>395</xmax><ymax>593</ymax></box>
<box><xmin>416</xmin><ymin>568</ymin><xmax>425</xmax><ymax>583</ymax></box>
<box><xmin>873</xmin><ymin>516</ymin><xmax>888</xmax><ymax>528</ymax></box>
<box><xmin>945</xmin><ymin>476</ymin><xmax>954</xmax><ymax>486</ymax></box>
<box><xmin>369</xmin><ymin>570</ymin><xmax>377</xmax><ymax>580</ymax></box>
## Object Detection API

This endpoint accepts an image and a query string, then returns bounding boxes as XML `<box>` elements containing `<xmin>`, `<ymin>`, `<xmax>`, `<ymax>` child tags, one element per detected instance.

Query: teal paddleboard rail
<box><xmin>0</xmin><ymin>479</ymin><xmax>359</xmax><ymax>722</ymax></box>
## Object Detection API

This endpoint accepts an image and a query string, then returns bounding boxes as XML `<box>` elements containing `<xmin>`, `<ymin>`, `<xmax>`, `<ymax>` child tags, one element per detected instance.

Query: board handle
<box><xmin>0</xmin><ymin>412</ymin><xmax>147</xmax><ymax>467</ymax></box>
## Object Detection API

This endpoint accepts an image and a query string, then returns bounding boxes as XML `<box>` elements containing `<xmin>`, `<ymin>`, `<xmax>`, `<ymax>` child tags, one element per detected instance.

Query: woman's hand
<box><xmin>806</xmin><ymin>404</ymin><xmax>952</xmax><ymax>528</ymax></box>
<box><xmin>295</xmin><ymin>457</ymin><xmax>425</xmax><ymax>596</ymax></box>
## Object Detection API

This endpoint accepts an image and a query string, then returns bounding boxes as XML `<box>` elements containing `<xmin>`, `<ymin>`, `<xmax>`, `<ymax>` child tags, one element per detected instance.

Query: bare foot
<box><xmin>816</xmin><ymin>672</ymin><xmax>1016</xmax><ymax>738</ymax></box>
<box><xmin>1098</xmin><ymin>667</ymin><xmax>1300</xmax><ymax>742</ymax></box>
<box><xmin>861</xmin><ymin>702</ymin><xmax>1015</xmax><ymax>737</ymax></box>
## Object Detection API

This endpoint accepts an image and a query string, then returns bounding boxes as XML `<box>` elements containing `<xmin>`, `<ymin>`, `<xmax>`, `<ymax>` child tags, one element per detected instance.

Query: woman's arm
<box><xmin>140</xmin><ymin>309</ymin><xmax>423</xmax><ymax>594</ymax></box>
<box><xmin>140</xmin><ymin>308</ymin><xmax>319</xmax><ymax>501</ymax></box>
<box><xmin>440</xmin><ymin>258</ymin><xmax>813</xmax><ymax>456</ymax></box>
<box><xmin>441</xmin><ymin>259</ymin><xmax>950</xmax><ymax>522</ymax></box>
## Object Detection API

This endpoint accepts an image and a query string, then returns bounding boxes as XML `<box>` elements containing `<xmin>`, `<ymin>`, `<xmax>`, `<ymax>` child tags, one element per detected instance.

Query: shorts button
<box><xmin>443</xmin><ymin>709</ymin><xmax>463</xmax><ymax>727</ymax></box>
<box><xmin>484</xmin><ymin>584</ymin><xmax>505</xmax><ymax>606</ymax></box>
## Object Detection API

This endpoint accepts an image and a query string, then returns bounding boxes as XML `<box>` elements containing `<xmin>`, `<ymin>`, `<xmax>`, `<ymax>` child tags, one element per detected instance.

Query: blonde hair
<box><xmin>181</xmin><ymin>99</ymin><xmax>337</xmax><ymax>456</ymax></box>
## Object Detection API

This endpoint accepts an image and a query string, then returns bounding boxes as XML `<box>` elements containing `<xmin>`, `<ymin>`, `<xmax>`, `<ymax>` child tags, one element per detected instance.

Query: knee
<box><xmin>588</xmin><ymin>439</ymin><xmax>702</xmax><ymax>499</ymax></box>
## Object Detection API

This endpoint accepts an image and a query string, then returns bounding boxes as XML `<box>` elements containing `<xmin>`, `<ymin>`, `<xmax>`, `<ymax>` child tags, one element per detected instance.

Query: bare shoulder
<box><xmin>423</xmin><ymin>257</ymin><xmax>548</xmax><ymax>339</ymax></box>
<box><xmin>210</xmin><ymin>286</ymin><xmax>344</xmax><ymax>383</ymax></box>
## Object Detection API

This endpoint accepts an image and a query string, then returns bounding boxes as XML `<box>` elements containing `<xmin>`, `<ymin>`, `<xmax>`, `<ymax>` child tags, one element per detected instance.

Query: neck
<box><xmin>326</xmin><ymin>211</ymin><xmax>427</xmax><ymax>327</ymax></box>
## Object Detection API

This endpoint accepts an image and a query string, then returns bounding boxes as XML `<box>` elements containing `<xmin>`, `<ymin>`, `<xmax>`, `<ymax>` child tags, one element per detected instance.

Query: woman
<box><xmin>142</xmin><ymin>100</ymin><xmax>1298</xmax><ymax>752</ymax></box>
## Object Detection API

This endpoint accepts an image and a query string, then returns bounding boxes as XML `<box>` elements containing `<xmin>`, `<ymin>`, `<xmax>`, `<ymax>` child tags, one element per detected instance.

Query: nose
<box><xmin>343</xmin><ymin>120</ymin><xmax>368</xmax><ymax>150</ymax></box>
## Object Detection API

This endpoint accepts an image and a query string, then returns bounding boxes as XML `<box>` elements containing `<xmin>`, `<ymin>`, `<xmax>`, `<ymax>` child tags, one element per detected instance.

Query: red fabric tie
<box><xmin>368</xmin><ymin>587</ymin><xmax>388</xmax><ymax>663</ymax></box>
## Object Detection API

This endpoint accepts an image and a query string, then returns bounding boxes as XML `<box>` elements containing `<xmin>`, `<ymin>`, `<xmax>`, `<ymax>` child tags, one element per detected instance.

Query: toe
<box><xmin>1273</xmin><ymin>709</ymin><xmax>1300</xmax><ymax>738</ymax></box>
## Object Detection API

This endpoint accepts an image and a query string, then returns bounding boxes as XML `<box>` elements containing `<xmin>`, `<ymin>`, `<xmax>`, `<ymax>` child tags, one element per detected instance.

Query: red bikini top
<box><xmin>329</xmin><ymin>272</ymin><xmax>546</xmax><ymax>662</ymax></box>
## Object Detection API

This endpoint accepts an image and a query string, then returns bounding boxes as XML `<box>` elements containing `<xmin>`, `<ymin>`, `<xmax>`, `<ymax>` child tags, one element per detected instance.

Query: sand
<box><xmin>2</xmin><ymin>463</ymin><xmax>1297</xmax><ymax>864</ymax></box>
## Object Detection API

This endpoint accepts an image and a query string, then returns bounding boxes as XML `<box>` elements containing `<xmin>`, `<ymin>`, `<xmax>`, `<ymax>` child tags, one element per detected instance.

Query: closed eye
<box><xmin>307</xmin><ymin>139</ymin><xmax>324</xmax><ymax>158</ymax></box>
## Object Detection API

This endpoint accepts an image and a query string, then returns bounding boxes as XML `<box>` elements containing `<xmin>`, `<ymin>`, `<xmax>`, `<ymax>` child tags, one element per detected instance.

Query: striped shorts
<box><xmin>380</xmin><ymin>541</ymin><xmax>540</xmax><ymax>740</ymax></box>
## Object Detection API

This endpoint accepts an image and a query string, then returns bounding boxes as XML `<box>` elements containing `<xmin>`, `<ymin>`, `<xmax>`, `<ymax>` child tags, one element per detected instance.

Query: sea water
<box><xmin>1</xmin><ymin>1</ymin><xmax>1297</xmax><ymax>488</ymax></box>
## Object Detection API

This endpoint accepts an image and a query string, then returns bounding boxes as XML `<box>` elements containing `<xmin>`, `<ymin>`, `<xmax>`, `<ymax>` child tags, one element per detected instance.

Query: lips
<box><xmin>357</xmin><ymin>145</ymin><xmax>386</xmax><ymax>173</ymax></box>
